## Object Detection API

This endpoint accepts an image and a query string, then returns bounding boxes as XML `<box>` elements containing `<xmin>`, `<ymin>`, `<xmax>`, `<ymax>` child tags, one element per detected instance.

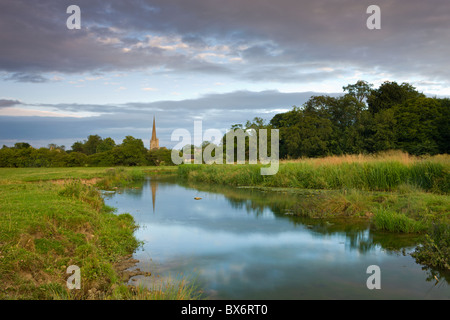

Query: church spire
<box><xmin>150</xmin><ymin>115</ymin><xmax>160</xmax><ymax>150</ymax></box>
<box><xmin>152</xmin><ymin>116</ymin><xmax>157</xmax><ymax>140</ymax></box>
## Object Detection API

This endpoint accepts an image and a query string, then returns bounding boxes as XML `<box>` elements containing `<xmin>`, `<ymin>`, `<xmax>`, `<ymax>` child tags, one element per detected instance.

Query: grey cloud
<box><xmin>0</xmin><ymin>90</ymin><xmax>339</xmax><ymax>148</ymax></box>
<box><xmin>1</xmin><ymin>0</ymin><xmax>449</xmax><ymax>84</ymax></box>
<box><xmin>0</xmin><ymin>99</ymin><xmax>22</xmax><ymax>108</ymax></box>
<box><xmin>0</xmin><ymin>0</ymin><xmax>234</xmax><ymax>81</ymax></box>
<box><xmin>44</xmin><ymin>90</ymin><xmax>341</xmax><ymax>114</ymax></box>
<box><xmin>5</xmin><ymin>73</ymin><xmax>49</xmax><ymax>83</ymax></box>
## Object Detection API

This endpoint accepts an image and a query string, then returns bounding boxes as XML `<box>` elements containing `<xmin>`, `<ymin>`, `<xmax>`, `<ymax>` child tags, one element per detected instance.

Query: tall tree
<box><xmin>435</xmin><ymin>98</ymin><xmax>450</xmax><ymax>154</ymax></box>
<box><xmin>393</xmin><ymin>97</ymin><xmax>441</xmax><ymax>155</ymax></box>
<box><xmin>118</xmin><ymin>136</ymin><xmax>147</xmax><ymax>166</ymax></box>
<box><xmin>14</xmin><ymin>142</ymin><xmax>31</xmax><ymax>149</ymax></box>
<box><xmin>343</xmin><ymin>80</ymin><xmax>373</xmax><ymax>105</ymax></box>
<box><xmin>71</xmin><ymin>141</ymin><xmax>85</xmax><ymax>153</ymax></box>
<box><xmin>84</xmin><ymin>135</ymin><xmax>102</xmax><ymax>155</ymax></box>
<box><xmin>367</xmin><ymin>81</ymin><xmax>424</xmax><ymax>114</ymax></box>
<box><xmin>96</xmin><ymin>137</ymin><xmax>116</xmax><ymax>153</ymax></box>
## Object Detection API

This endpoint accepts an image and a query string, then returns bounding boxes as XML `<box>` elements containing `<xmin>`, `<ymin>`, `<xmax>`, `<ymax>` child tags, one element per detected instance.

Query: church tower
<box><xmin>150</xmin><ymin>116</ymin><xmax>160</xmax><ymax>150</ymax></box>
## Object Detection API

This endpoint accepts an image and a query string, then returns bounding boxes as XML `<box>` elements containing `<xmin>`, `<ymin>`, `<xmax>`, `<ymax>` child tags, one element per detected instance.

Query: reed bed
<box><xmin>178</xmin><ymin>151</ymin><xmax>449</xmax><ymax>194</ymax></box>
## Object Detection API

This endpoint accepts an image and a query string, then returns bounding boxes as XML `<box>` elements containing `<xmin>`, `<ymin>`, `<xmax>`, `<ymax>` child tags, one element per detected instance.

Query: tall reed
<box><xmin>177</xmin><ymin>153</ymin><xmax>449</xmax><ymax>193</ymax></box>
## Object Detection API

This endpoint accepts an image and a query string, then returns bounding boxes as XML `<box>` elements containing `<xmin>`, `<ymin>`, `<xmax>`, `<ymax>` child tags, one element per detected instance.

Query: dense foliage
<box><xmin>266</xmin><ymin>80</ymin><xmax>449</xmax><ymax>158</ymax></box>
<box><xmin>0</xmin><ymin>135</ymin><xmax>174</xmax><ymax>167</ymax></box>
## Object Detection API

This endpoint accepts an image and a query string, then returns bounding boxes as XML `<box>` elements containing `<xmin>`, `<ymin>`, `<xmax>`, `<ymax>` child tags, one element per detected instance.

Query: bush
<box><xmin>412</xmin><ymin>223</ymin><xmax>450</xmax><ymax>270</ymax></box>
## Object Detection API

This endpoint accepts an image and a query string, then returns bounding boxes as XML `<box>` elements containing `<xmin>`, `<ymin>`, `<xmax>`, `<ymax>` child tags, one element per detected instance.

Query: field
<box><xmin>0</xmin><ymin>166</ymin><xmax>196</xmax><ymax>300</ymax></box>
<box><xmin>1</xmin><ymin>152</ymin><xmax>449</xmax><ymax>299</ymax></box>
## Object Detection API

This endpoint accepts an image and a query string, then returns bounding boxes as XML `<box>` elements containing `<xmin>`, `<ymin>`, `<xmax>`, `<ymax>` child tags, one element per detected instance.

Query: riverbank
<box><xmin>177</xmin><ymin>152</ymin><xmax>449</xmax><ymax>226</ymax></box>
<box><xmin>177</xmin><ymin>152</ymin><xmax>450</xmax><ymax>271</ymax></box>
<box><xmin>0</xmin><ymin>166</ymin><xmax>197</xmax><ymax>300</ymax></box>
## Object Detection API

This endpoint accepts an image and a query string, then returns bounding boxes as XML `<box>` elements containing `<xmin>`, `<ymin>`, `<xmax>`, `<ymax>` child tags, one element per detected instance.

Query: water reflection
<box><xmin>103</xmin><ymin>176</ymin><xmax>450</xmax><ymax>299</ymax></box>
<box><xmin>151</xmin><ymin>178</ymin><xmax>158</xmax><ymax>213</ymax></box>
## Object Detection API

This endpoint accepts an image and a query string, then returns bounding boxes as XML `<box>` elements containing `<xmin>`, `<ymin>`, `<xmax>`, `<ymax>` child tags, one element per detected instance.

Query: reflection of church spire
<box><xmin>150</xmin><ymin>116</ymin><xmax>160</xmax><ymax>150</ymax></box>
<box><xmin>150</xmin><ymin>179</ymin><xmax>158</xmax><ymax>213</ymax></box>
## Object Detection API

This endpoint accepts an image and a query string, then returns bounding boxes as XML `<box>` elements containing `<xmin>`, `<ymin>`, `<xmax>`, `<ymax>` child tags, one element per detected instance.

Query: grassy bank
<box><xmin>178</xmin><ymin>152</ymin><xmax>450</xmax><ymax>270</ymax></box>
<box><xmin>0</xmin><ymin>166</ymin><xmax>177</xmax><ymax>183</ymax></box>
<box><xmin>178</xmin><ymin>152</ymin><xmax>449</xmax><ymax>194</ymax></box>
<box><xmin>177</xmin><ymin>152</ymin><xmax>450</xmax><ymax>232</ymax></box>
<box><xmin>0</xmin><ymin>166</ymin><xmax>195</xmax><ymax>300</ymax></box>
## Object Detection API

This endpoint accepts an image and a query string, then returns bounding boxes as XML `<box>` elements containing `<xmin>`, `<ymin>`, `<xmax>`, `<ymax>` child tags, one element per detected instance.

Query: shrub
<box><xmin>411</xmin><ymin>223</ymin><xmax>450</xmax><ymax>270</ymax></box>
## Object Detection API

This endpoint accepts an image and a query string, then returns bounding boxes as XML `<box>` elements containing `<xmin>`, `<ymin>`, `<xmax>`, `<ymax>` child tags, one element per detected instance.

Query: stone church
<box><xmin>150</xmin><ymin>116</ymin><xmax>160</xmax><ymax>150</ymax></box>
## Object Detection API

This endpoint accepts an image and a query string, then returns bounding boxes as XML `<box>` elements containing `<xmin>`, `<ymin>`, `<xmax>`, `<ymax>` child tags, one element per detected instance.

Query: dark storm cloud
<box><xmin>0</xmin><ymin>0</ymin><xmax>234</xmax><ymax>81</ymax></box>
<box><xmin>1</xmin><ymin>0</ymin><xmax>449</xmax><ymax>83</ymax></box>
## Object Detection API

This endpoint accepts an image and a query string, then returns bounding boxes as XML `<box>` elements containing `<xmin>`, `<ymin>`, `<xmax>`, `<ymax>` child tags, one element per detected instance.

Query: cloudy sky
<box><xmin>1</xmin><ymin>0</ymin><xmax>449</xmax><ymax>149</ymax></box>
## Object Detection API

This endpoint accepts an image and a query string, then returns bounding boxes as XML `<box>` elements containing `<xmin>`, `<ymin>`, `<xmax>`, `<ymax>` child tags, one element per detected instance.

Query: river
<box><xmin>103</xmin><ymin>176</ymin><xmax>450</xmax><ymax>299</ymax></box>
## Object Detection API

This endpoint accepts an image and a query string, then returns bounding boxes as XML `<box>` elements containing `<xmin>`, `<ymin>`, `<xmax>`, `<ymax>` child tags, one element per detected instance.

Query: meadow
<box><xmin>0</xmin><ymin>166</ymin><xmax>196</xmax><ymax>300</ymax></box>
<box><xmin>1</xmin><ymin>151</ymin><xmax>449</xmax><ymax>299</ymax></box>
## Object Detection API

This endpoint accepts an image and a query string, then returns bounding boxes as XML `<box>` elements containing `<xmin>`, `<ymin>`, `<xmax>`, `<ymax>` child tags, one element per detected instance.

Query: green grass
<box><xmin>372</xmin><ymin>208</ymin><xmax>427</xmax><ymax>233</ymax></box>
<box><xmin>178</xmin><ymin>154</ymin><xmax>450</xmax><ymax>270</ymax></box>
<box><xmin>177</xmin><ymin>153</ymin><xmax>450</xmax><ymax>234</ymax></box>
<box><xmin>0</xmin><ymin>166</ymin><xmax>194</xmax><ymax>300</ymax></box>
<box><xmin>178</xmin><ymin>158</ymin><xmax>449</xmax><ymax>193</ymax></box>
<box><xmin>0</xmin><ymin>167</ymin><xmax>112</xmax><ymax>183</ymax></box>
<box><xmin>0</xmin><ymin>166</ymin><xmax>177</xmax><ymax>184</ymax></box>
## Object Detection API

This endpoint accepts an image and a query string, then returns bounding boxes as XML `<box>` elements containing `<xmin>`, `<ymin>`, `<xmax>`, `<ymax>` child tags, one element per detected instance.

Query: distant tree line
<box><xmin>0</xmin><ymin>135</ymin><xmax>174</xmax><ymax>167</ymax></box>
<box><xmin>227</xmin><ymin>80</ymin><xmax>449</xmax><ymax>159</ymax></box>
<box><xmin>1</xmin><ymin>80</ymin><xmax>448</xmax><ymax>167</ymax></box>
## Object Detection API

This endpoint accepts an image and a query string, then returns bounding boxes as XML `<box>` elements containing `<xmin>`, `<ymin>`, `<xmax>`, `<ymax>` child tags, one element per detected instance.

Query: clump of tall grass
<box><xmin>95</xmin><ymin>167</ymin><xmax>146</xmax><ymax>190</ymax></box>
<box><xmin>372</xmin><ymin>208</ymin><xmax>428</xmax><ymax>233</ymax></box>
<box><xmin>178</xmin><ymin>154</ymin><xmax>449</xmax><ymax>193</ymax></box>
<box><xmin>58</xmin><ymin>180</ymin><xmax>103</xmax><ymax>211</ymax></box>
<box><xmin>178</xmin><ymin>164</ymin><xmax>264</xmax><ymax>186</ymax></box>
<box><xmin>109</xmin><ymin>275</ymin><xmax>204</xmax><ymax>300</ymax></box>
<box><xmin>284</xmin><ymin>150</ymin><xmax>426</xmax><ymax>166</ymax></box>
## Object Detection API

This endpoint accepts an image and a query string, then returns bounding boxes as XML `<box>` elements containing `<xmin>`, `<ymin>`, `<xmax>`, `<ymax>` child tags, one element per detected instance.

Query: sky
<box><xmin>1</xmin><ymin>0</ymin><xmax>449</xmax><ymax>149</ymax></box>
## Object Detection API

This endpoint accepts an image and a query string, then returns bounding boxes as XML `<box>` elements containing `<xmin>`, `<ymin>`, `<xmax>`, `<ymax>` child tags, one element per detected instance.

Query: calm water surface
<box><xmin>103</xmin><ymin>176</ymin><xmax>450</xmax><ymax>299</ymax></box>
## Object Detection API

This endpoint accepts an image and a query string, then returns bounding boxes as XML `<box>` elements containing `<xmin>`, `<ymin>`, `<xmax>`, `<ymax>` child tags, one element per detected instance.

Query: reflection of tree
<box><xmin>420</xmin><ymin>266</ymin><xmax>450</xmax><ymax>286</ymax></box>
<box><xmin>178</xmin><ymin>180</ymin><xmax>420</xmax><ymax>254</ymax></box>
<box><xmin>120</xmin><ymin>177</ymin><xmax>449</xmax><ymax>285</ymax></box>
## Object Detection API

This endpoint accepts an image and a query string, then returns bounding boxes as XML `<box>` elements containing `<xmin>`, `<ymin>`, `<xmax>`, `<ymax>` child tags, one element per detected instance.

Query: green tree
<box><xmin>435</xmin><ymin>98</ymin><xmax>450</xmax><ymax>154</ymax></box>
<box><xmin>96</xmin><ymin>137</ymin><xmax>116</xmax><ymax>153</ymax></box>
<box><xmin>394</xmin><ymin>97</ymin><xmax>441</xmax><ymax>155</ymax></box>
<box><xmin>66</xmin><ymin>152</ymin><xmax>88</xmax><ymax>167</ymax></box>
<box><xmin>14</xmin><ymin>142</ymin><xmax>31</xmax><ymax>149</ymax></box>
<box><xmin>270</xmin><ymin>109</ymin><xmax>296</xmax><ymax>158</ymax></box>
<box><xmin>0</xmin><ymin>147</ymin><xmax>14</xmax><ymax>167</ymax></box>
<box><xmin>147</xmin><ymin>147</ymin><xmax>174</xmax><ymax>166</ymax></box>
<box><xmin>71</xmin><ymin>141</ymin><xmax>85</xmax><ymax>153</ymax></box>
<box><xmin>88</xmin><ymin>151</ymin><xmax>115</xmax><ymax>167</ymax></box>
<box><xmin>272</xmin><ymin>106</ymin><xmax>332</xmax><ymax>158</ymax></box>
<box><xmin>343</xmin><ymin>80</ymin><xmax>373</xmax><ymax>105</ymax></box>
<box><xmin>116</xmin><ymin>136</ymin><xmax>147</xmax><ymax>166</ymax></box>
<box><xmin>367</xmin><ymin>81</ymin><xmax>424</xmax><ymax>114</ymax></box>
<box><xmin>84</xmin><ymin>135</ymin><xmax>102</xmax><ymax>155</ymax></box>
<box><xmin>32</xmin><ymin>148</ymin><xmax>53</xmax><ymax>167</ymax></box>
<box><xmin>48</xmin><ymin>144</ymin><xmax>65</xmax><ymax>151</ymax></box>
<box><xmin>371</xmin><ymin>108</ymin><xmax>397</xmax><ymax>152</ymax></box>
